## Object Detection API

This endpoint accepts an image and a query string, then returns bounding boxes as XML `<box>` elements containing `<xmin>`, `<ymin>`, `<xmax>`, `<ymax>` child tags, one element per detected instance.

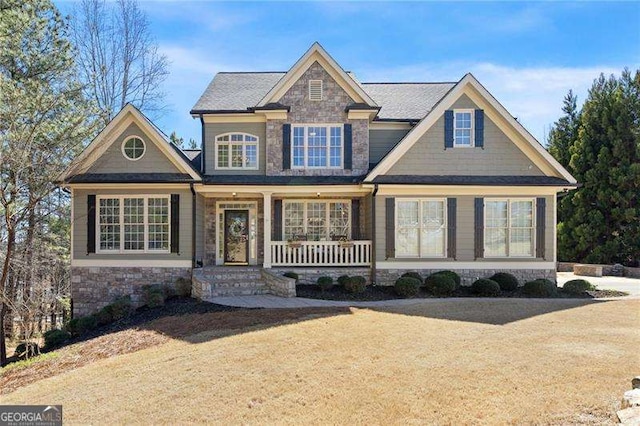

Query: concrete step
<box><xmin>193</xmin><ymin>267</ymin><xmax>266</xmax><ymax>298</ymax></box>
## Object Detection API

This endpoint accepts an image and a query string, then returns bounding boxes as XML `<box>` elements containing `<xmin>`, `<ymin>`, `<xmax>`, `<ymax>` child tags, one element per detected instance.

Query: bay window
<box><xmin>98</xmin><ymin>195</ymin><xmax>170</xmax><ymax>252</ymax></box>
<box><xmin>395</xmin><ymin>199</ymin><xmax>446</xmax><ymax>257</ymax></box>
<box><xmin>484</xmin><ymin>199</ymin><xmax>534</xmax><ymax>257</ymax></box>
<box><xmin>283</xmin><ymin>200</ymin><xmax>350</xmax><ymax>241</ymax></box>
<box><xmin>292</xmin><ymin>125</ymin><xmax>342</xmax><ymax>168</ymax></box>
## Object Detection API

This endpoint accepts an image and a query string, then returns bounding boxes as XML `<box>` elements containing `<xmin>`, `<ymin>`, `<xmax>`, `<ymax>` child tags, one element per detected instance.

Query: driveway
<box><xmin>557</xmin><ymin>271</ymin><xmax>640</xmax><ymax>296</ymax></box>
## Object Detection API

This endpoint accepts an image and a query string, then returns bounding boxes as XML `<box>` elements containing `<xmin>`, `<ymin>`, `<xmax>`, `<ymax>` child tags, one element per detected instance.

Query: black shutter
<box><xmin>536</xmin><ymin>197</ymin><xmax>546</xmax><ymax>259</ymax></box>
<box><xmin>351</xmin><ymin>199</ymin><xmax>360</xmax><ymax>240</ymax></box>
<box><xmin>282</xmin><ymin>124</ymin><xmax>291</xmax><ymax>170</ymax></box>
<box><xmin>170</xmin><ymin>194</ymin><xmax>180</xmax><ymax>253</ymax></box>
<box><xmin>444</xmin><ymin>110</ymin><xmax>454</xmax><ymax>148</ymax></box>
<box><xmin>344</xmin><ymin>123</ymin><xmax>352</xmax><ymax>170</ymax></box>
<box><xmin>475</xmin><ymin>109</ymin><xmax>484</xmax><ymax>148</ymax></box>
<box><xmin>273</xmin><ymin>200</ymin><xmax>283</xmax><ymax>241</ymax></box>
<box><xmin>385</xmin><ymin>198</ymin><xmax>395</xmax><ymax>258</ymax></box>
<box><xmin>87</xmin><ymin>194</ymin><xmax>96</xmax><ymax>254</ymax></box>
<box><xmin>447</xmin><ymin>198</ymin><xmax>457</xmax><ymax>259</ymax></box>
<box><xmin>474</xmin><ymin>198</ymin><xmax>484</xmax><ymax>259</ymax></box>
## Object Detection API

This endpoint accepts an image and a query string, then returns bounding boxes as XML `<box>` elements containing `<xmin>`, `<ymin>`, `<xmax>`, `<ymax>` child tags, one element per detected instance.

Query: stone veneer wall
<box><xmin>375</xmin><ymin>268</ymin><xmax>557</xmax><ymax>287</ymax></box>
<box><xmin>261</xmin><ymin>269</ymin><xmax>296</xmax><ymax>297</ymax></box>
<box><xmin>271</xmin><ymin>267</ymin><xmax>372</xmax><ymax>285</ymax></box>
<box><xmin>71</xmin><ymin>266</ymin><xmax>191</xmax><ymax>316</ymax></box>
<box><xmin>204</xmin><ymin>197</ymin><xmax>264</xmax><ymax>266</ymax></box>
<box><xmin>266</xmin><ymin>61</ymin><xmax>369</xmax><ymax>176</ymax></box>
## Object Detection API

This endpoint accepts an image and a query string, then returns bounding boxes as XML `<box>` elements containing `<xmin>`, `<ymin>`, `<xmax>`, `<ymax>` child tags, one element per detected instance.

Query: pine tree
<box><xmin>563</xmin><ymin>70</ymin><xmax>640</xmax><ymax>264</ymax></box>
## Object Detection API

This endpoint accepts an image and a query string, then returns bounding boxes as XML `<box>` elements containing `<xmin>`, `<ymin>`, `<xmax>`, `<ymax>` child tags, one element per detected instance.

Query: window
<box><xmin>454</xmin><ymin>110</ymin><xmax>473</xmax><ymax>147</ymax></box>
<box><xmin>98</xmin><ymin>195</ymin><xmax>170</xmax><ymax>252</ymax></box>
<box><xmin>292</xmin><ymin>125</ymin><xmax>342</xmax><ymax>168</ymax></box>
<box><xmin>484</xmin><ymin>199</ymin><xmax>534</xmax><ymax>257</ymax></box>
<box><xmin>309</xmin><ymin>80</ymin><xmax>323</xmax><ymax>101</ymax></box>
<box><xmin>122</xmin><ymin>137</ymin><xmax>146</xmax><ymax>160</ymax></box>
<box><xmin>395</xmin><ymin>199</ymin><xmax>446</xmax><ymax>258</ymax></box>
<box><xmin>283</xmin><ymin>200</ymin><xmax>350</xmax><ymax>241</ymax></box>
<box><xmin>215</xmin><ymin>133</ymin><xmax>258</xmax><ymax>169</ymax></box>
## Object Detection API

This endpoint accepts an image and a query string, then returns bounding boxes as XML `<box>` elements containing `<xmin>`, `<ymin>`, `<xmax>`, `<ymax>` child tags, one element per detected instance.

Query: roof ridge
<box><xmin>217</xmin><ymin>71</ymin><xmax>286</xmax><ymax>74</ymax></box>
<box><xmin>362</xmin><ymin>81</ymin><xmax>457</xmax><ymax>85</ymax></box>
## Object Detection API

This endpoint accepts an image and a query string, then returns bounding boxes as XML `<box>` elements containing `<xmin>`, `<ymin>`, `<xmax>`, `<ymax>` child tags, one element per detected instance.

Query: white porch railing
<box><xmin>270</xmin><ymin>240</ymin><xmax>372</xmax><ymax>266</ymax></box>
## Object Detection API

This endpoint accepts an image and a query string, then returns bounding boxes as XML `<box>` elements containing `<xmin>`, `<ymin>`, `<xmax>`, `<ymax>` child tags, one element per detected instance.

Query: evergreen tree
<box><xmin>561</xmin><ymin>70</ymin><xmax>640</xmax><ymax>265</ymax></box>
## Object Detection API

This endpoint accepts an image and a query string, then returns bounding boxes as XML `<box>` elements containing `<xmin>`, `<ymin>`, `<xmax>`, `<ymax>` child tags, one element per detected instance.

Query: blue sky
<box><xmin>57</xmin><ymin>1</ymin><xmax>640</xmax><ymax>145</ymax></box>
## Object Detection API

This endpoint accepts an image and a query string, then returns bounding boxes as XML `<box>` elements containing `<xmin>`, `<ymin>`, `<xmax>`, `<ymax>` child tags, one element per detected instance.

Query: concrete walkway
<box><xmin>557</xmin><ymin>272</ymin><xmax>640</xmax><ymax>296</ymax></box>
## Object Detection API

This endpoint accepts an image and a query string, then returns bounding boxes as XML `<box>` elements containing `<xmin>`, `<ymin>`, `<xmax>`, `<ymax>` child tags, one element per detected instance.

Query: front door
<box><xmin>224</xmin><ymin>210</ymin><xmax>249</xmax><ymax>264</ymax></box>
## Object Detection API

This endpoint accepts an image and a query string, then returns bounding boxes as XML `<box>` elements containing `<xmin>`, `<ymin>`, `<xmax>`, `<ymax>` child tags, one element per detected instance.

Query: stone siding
<box><xmin>261</xmin><ymin>269</ymin><xmax>296</xmax><ymax>297</ymax></box>
<box><xmin>271</xmin><ymin>267</ymin><xmax>372</xmax><ymax>285</ymax></box>
<box><xmin>71</xmin><ymin>266</ymin><xmax>191</xmax><ymax>316</ymax></box>
<box><xmin>375</xmin><ymin>268</ymin><xmax>557</xmax><ymax>287</ymax></box>
<box><xmin>266</xmin><ymin>61</ymin><xmax>369</xmax><ymax>176</ymax></box>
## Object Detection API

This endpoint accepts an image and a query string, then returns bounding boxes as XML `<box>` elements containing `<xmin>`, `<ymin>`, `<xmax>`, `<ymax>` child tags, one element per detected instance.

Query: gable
<box><xmin>87</xmin><ymin>122</ymin><xmax>182</xmax><ymax>174</ymax></box>
<box><xmin>279</xmin><ymin>61</ymin><xmax>355</xmax><ymax>122</ymax></box>
<box><xmin>386</xmin><ymin>94</ymin><xmax>544</xmax><ymax>176</ymax></box>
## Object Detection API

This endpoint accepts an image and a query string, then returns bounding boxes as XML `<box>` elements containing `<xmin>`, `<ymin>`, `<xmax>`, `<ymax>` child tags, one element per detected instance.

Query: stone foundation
<box><xmin>271</xmin><ymin>267</ymin><xmax>372</xmax><ymax>285</ymax></box>
<box><xmin>375</xmin><ymin>268</ymin><xmax>557</xmax><ymax>287</ymax></box>
<box><xmin>71</xmin><ymin>266</ymin><xmax>191</xmax><ymax>316</ymax></box>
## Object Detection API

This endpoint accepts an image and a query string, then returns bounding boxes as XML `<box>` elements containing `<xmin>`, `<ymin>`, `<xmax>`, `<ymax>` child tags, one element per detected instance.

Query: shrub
<box><xmin>317</xmin><ymin>276</ymin><xmax>334</xmax><ymax>291</ymax></box>
<box><xmin>424</xmin><ymin>273</ymin><xmax>456</xmax><ymax>295</ymax></box>
<box><xmin>94</xmin><ymin>308</ymin><xmax>114</xmax><ymax>326</ymax></box>
<box><xmin>163</xmin><ymin>284</ymin><xmax>177</xmax><ymax>299</ymax></box>
<box><xmin>432</xmin><ymin>270</ymin><xmax>461</xmax><ymax>288</ymax></box>
<box><xmin>14</xmin><ymin>342</ymin><xmax>40</xmax><ymax>360</ymax></box>
<box><xmin>563</xmin><ymin>279</ymin><xmax>596</xmax><ymax>295</ymax></box>
<box><xmin>394</xmin><ymin>277</ymin><xmax>421</xmax><ymax>297</ymax></box>
<box><xmin>523</xmin><ymin>279</ymin><xmax>558</xmax><ymax>297</ymax></box>
<box><xmin>344</xmin><ymin>276</ymin><xmax>367</xmax><ymax>294</ymax></box>
<box><xmin>65</xmin><ymin>315</ymin><xmax>97</xmax><ymax>336</ymax></box>
<box><xmin>142</xmin><ymin>285</ymin><xmax>167</xmax><ymax>308</ymax></box>
<box><xmin>283</xmin><ymin>271</ymin><xmax>299</xmax><ymax>281</ymax></box>
<box><xmin>472</xmin><ymin>279</ymin><xmax>501</xmax><ymax>297</ymax></box>
<box><xmin>337</xmin><ymin>275</ymin><xmax>350</xmax><ymax>286</ymax></box>
<box><xmin>96</xmin><ymin>296</ymin><xmax>134</xmax><ymax>325</ymax></box>
<box><xmin>43</xmin><ymin>329</ymin><xmax>71</xmax><ymax>348</ymax></box>
<box><xmin>400</xmin><ymin>272</ymin><xmax>423</xmax><ymax>285</ymax></box>
<box><xmin>175</xmin><ymin>277</ymin><xmax>192</xmax><ymax>297</ymax></box>
<box><xmin>489</xmin><ymin>272</ymin><xmax>519</xmax><ymax>292</ymax></box>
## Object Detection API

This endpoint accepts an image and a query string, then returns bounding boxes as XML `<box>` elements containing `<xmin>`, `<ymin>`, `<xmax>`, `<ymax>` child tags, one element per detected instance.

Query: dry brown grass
<box><xmin>2</xmin><ymin>298</ymin><xmax>639</xmax><ymax>425</ymax></box>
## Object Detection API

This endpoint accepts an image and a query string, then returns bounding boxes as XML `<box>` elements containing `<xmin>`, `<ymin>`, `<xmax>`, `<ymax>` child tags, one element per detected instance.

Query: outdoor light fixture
<box><xmin>232</xmin><ymin>192</ymin><xmax>237</xmax><ymax>197</ymax></box>
<box><xmin>316</xmin><ymin>192</ymin><xmax>320</xmax><ymax>197</ymax></box>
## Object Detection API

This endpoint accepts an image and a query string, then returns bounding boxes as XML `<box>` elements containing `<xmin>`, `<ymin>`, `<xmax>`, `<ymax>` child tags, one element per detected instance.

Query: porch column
<box><xmin>262</xmin><ymin>191</ymin><xmax>272</xmax><ymax>268</ymax></box>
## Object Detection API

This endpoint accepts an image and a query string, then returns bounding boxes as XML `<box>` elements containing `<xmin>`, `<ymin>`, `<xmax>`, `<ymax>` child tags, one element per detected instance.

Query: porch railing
<box><xmin>270</xmin><ymin>240</ymin><xmax>372</xmax><ymax>266</ymax></box>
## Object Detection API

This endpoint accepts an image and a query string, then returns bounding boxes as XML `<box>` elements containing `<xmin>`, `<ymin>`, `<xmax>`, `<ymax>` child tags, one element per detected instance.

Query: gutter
<box><xmin>199</xmin><ymin>114</ymin><xmax>206</xmax><ymax>175</ymax></box>
<box><xmin>190</xmin><ymin>183</ymin><xmax>197</xmax><ymax>268</ymax></box>
<box><xmin>370</xmin><ymin>183</ymin><xmax>379</xmax><ymax>285</ymax></box>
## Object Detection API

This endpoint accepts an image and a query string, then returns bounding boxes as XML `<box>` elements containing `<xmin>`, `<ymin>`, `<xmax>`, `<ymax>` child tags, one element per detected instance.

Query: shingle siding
<box><xmin>386</xmin><ymin>95</ymin><xmax>544</xmax><ymax>176</ymax></box>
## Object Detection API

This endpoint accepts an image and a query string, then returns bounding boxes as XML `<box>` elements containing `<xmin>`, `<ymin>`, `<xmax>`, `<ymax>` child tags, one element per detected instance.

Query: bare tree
<box><xmin>71</xmin><ymin>0</ymin><xmax>169</xmax><ymax>124</ymax></box>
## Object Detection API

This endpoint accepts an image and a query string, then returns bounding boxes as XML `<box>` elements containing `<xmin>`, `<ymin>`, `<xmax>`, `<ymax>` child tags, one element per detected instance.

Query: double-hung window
<box><xmin>98</xmin><ymin>195</ymin><xmax>170</xmax><ymax>253</ymax></box>
<box><xmin>454</xmin><ymin>109</ymin><xmax>474</xmax><ymax>147</ymax></box>
<box><xmin>283</xmin><ymin>200</ymin><xmax>350</xmax><ymax>241</ymax></box>
<box><xmin>395</xmin><ymin>199</ymin><xmax>446</xmax><ymax>257</ymax></box>
<box><xmin>484</xmin><ymin>199</ymin><xmax>534</xmax><ymax>257</ymax></box>
<box><xmin>215</xmin><ymin>133</ymin><xmax>258</xmax><ymax>169</ymax></box>
<box><xmin>292</xmin><ymin>125</ymin><xmax>342</xmax><ymax>168</ymax></box>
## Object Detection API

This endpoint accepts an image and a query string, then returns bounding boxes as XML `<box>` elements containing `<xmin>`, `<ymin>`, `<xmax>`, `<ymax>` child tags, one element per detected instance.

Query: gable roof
<box><xmin>257</xmin><ymin>42</ymin><xmax>377</xmax><ymax>108</ymax></box>
<box><xmin>59</xmin><ymin>104</ymin><xmax>201</xmax><ymax>183</ymax></box>
<box><xmin>365</xmin><ymin>73</ymin><xmax>577</xmax><ymax>184</ymax></box>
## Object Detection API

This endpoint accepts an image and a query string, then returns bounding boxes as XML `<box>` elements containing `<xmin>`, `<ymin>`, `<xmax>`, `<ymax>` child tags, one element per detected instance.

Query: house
<box><xmin>59</xmin><ymin>43</ymin><xmax>577</xmax><ymax>316</ymax></box>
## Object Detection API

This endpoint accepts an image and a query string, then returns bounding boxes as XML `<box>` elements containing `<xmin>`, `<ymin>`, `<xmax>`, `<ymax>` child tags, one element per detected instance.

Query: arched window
<box><xmin>215</xmin><ymin>133</ymin><xmax>259</xmax><ymax>170</ymax></box>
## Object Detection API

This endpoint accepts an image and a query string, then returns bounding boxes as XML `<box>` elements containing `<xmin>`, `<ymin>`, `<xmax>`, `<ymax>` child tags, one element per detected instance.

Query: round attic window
<box><xmin>122</xmin><ymin>136</ymin><xmax>146</xmax><ymax>161</ymax></box>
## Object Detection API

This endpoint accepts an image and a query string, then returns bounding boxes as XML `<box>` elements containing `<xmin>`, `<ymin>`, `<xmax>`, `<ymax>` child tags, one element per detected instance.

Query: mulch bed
<box><xmin>296</xmin><ymin>284</ymin><xmax>629</xmax><ymax>301</ymax></box>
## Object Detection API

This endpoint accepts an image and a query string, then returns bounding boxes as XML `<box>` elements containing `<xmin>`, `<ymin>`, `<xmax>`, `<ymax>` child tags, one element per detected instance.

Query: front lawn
<box><xmin>2</xmin><ymin>297</ymin><xmax>638</xmax><ymax>424</ymax></box>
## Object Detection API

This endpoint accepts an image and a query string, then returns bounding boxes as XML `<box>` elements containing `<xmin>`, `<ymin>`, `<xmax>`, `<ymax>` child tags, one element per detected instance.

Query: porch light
<box><xmin>316</xmin><ymin>192</ymin><xmax>320</xmax><ymax>197</ymax></box>
<box><xmin>232</xmin><ymin>192</ymin><xmax>237</xmax><ymax>197</ymax></box>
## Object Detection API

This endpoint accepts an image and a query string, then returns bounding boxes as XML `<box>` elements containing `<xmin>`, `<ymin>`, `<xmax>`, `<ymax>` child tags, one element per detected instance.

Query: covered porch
<box><xmin>197</xmin><ymin>184</ymin><xmax>373</xmax><ymax>268</ymax></box>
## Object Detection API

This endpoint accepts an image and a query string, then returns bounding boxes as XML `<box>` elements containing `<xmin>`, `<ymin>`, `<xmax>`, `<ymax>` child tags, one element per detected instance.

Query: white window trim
<box><xmin>291</xmin><ymin>124</ymin><xmax>343</xmax><ymax>169</ymax></box>
<box><xmin>96</xmin><ymin>194</ymin><xmax>171</xmax><ymax>254</ymax></box>
<box><xmin>453</xmin><ymin>109</ymin><xmax>475</xmax><ymax>148</ymax></box>
<box><xmin>484</xmin><ymin>198</ymin><xmax>536</xmax><ymax>258</ymax></box>
<box><xmin>214</xmin><ymin>132</ymin><xmax>259</xmax><ymax>170</ymax></box>
<box><xmin>394</xmin><ymin>198</ymin><xmax>448</xmax><ymax>258</ymax></box>
<box><xmin>309</xmin><ymin>80</ymin><xmax>323</xmax><ymax>101</ymax></box>
<box><xmin>282</xmin><ymin>199</ymin><xmax>351</xmax><ymax>241</ymax></box>
<box><xmin>121</xmin><ymin>135</ymin><xmax>146</xmax><ymax>161</ymax></box>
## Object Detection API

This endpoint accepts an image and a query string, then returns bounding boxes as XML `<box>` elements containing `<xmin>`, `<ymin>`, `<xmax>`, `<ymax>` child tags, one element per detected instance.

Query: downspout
<box><xmin>199</xmin><ymin>114</ymin><xmax>206</xmax><ymax>175</ymax></box>
<box><xmin>190</xmin><ymin>182</ymin><xmax>197</xmax><ymax>268</ymax></box>
<box><xmin>370</xmin><ymin>183</ymin><xmax>379</xmax><ymax>285</ymax></box>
